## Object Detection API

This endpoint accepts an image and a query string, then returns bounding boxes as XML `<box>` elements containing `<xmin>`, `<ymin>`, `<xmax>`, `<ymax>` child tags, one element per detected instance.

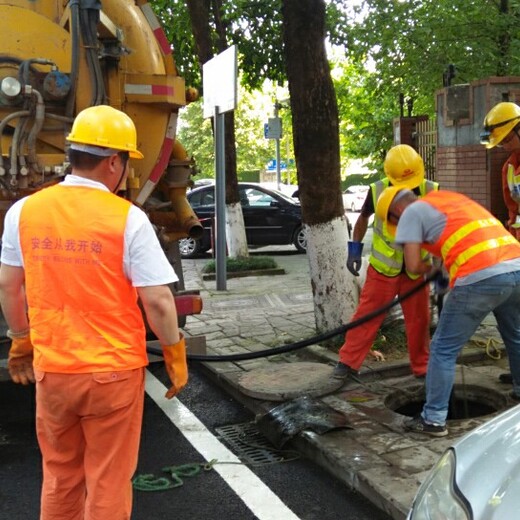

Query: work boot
<box><xmin>403</xmin><ymin>415</ymin><xmax>448</xmax><ymax>437</ymax></box>
<box><xmin>499</xmin><ymin>372</ymin><xmax>513</xmax><ymax>384</ymax></box>
<box><xmin>509</xmin><ymin>391</ymin><xmax>520</xmax><ymax>402</ymax></box>
<box><xmin>332</xmin><ymin>362</ymin><xmax>356</xmax><ymax>381</ymax></box>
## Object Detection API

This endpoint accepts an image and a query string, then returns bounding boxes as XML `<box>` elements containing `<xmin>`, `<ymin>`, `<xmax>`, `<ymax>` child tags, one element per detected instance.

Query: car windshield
<box><xmin>267</xmin><ymin>188</ymin><xmax>300</xmax><ymax>204</ymax></box>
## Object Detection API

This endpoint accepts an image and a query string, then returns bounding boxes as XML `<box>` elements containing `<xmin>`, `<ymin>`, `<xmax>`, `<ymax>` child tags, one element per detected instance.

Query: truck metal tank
<box><xmin>0</xmin><ymin>0</ymin><xmax>202</xmax><ymax>241</ymax></box>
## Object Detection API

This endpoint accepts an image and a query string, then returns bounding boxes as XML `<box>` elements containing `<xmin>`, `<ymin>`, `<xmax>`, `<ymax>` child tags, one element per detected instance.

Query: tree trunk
<box><xmin>224</xmin><ymin>110</ymin><xmax>248</xmax><ymax>257</ymax></box>
<box><xmin>281</xmin><ymin>0</ymin><xmax>357</xmax><ymax>334</ymax></box>
<box><xmin>185</xmin><ymin>0</ymin><xmax>248</xmax><ymax>258</ymax></box>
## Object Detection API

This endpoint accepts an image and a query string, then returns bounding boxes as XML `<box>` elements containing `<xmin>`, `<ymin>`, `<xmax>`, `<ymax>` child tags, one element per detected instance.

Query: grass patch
<box><xmin>202</xmin><ymin>255</ymin><xmax>278</xmax><ymax>273</ymax></box>
<box><xmin>371</xmin><ymin>319</ymin><xmax>409</xmax><ymax>361</ymax></box>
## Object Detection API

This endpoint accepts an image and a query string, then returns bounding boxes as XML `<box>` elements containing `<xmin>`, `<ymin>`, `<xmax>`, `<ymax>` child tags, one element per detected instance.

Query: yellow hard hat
<box><xmin>383</xmin><ymin>145</ymin><xmax>424</xmax><ymax>189</ymax></box>
<box><xmin>67</xmin><ymin>105</ymin><xmax>144</xmax><ymax>159</ymax></box>
<box><xmin>375</xmin><ymin>186</ymin><xmax>407</xmax><ymax>236</ymax></box>
<box><xmin>481</xmin><ymin>102</ymin><xmax>520</xmax><ymax>149</ymax></box>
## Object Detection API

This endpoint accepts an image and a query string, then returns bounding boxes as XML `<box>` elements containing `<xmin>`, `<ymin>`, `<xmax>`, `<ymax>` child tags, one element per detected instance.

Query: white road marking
<box><xmin>145</xmin><ymin>370</ymin><xmax>301</xmax><ymax>520</ymax></box>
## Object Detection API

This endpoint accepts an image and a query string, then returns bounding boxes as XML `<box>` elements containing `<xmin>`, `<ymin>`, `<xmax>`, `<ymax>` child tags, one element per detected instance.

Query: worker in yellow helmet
<box><xmin>376</xmin><ymin>186</ymin><xmax>520</xmax><ymax>437</ymax></box>
<box><xmin>0</xmin><ymin>105</ymin><xmax>188</xmax><ymax>518</ymax></box>
<box><xmin>334</xmin><ymin>144</ymin><xmax>438</xmax><ymax>381</ymax></box>
<box><xmin>481</xmin><ymin>101</ymin><xmax>520</xmax><ymax>385</ymax></box>
<box><xmin>481</xmin><ymin>102</ymin><xmax>520</xmax><ymax>238</ymax></box>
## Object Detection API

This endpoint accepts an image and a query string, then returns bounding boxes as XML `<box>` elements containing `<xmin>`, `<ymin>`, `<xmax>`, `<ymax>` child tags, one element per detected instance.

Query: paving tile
<box><xmin>181</xmin><ymin>251</ymin><xmax>514</xmax><ymax>520</ymax></box>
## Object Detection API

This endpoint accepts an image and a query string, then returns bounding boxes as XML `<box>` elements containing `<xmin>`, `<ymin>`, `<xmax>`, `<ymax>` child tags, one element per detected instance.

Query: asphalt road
<box><xmin>0</xmin><ymin>362</ymin><xmax>390</xmax><ymax>520</ymax></box>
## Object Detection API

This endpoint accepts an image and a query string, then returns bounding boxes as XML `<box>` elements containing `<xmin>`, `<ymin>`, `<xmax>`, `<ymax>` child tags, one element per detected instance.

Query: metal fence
<box><xmin>414</xmin><ymin>118</ymin><xmax>437</xmax><ymax>181</ymax></box>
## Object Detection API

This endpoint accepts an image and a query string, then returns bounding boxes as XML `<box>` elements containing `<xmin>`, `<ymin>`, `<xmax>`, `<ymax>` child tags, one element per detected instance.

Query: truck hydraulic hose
<box><xmin>146</xmin><ymin>271</ymin><xmax>442</xmax><ymax>363</ymax></box>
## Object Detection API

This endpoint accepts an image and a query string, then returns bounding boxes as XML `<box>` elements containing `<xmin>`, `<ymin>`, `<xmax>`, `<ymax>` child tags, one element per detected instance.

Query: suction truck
<box><xmin>0</xmin><ymin>0</ymin><xmax>205</xmax><ymax>356</ymax></box>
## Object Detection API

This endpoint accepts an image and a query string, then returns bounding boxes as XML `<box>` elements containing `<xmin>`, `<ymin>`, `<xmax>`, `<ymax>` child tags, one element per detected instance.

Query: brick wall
<box><xmin>436</xmin><ymin>145</ymin><xmax>508</xmax><ymax>223</ymax></box>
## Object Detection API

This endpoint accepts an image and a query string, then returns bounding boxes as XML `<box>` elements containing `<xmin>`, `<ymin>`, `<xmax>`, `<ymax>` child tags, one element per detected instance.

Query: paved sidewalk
<box><xmin>181</xmin><ymin>250</ymin><xmax>513</xmax><ymax>520</ymax></box>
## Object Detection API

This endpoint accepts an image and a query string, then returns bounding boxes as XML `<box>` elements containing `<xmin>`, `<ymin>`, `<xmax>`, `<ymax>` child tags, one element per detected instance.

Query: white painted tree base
<box><xmin>225</xmin><ymin>201</ymin><xmax>249</xmax><ymax>257</ymax></box>
<box><xmin>305</xmin><ymin>215</ymin><xmax>359</xmax><ymax>332</ymax></box>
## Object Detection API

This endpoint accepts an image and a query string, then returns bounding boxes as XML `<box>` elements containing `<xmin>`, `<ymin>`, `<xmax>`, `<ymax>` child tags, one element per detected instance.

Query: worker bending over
<box><xmin>376</xmin><ymin>187</ymin><xmax>520</xmax><ymax>437</ymax></box>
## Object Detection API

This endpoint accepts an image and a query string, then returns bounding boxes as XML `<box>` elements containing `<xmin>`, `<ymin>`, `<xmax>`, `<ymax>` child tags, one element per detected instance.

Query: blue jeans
<box><xmin>423</xmin><ymin>270</ymin><xmax>520</xmax><ymax>425</ymax></box>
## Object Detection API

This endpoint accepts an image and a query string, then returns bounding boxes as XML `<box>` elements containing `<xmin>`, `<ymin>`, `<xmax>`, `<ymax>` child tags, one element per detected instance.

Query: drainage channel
<box><xmin>215</xmin><ymin>422</ymin><xmax>297</xmax><ymax>465</ymax></box>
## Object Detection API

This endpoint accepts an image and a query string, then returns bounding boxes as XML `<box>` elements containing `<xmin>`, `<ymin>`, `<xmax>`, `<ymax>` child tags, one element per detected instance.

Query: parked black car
<box><xmin>179</xmin><ymin>182</ymin><xmax>307</xmax><ymax>258</ymax></box>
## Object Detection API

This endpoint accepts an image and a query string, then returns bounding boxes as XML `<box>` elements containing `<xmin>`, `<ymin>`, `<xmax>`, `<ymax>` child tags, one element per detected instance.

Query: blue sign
<box><xmin>266</xmin><ymin>159</ymin><xmax>288</xmax><ymax>171</ymax></box>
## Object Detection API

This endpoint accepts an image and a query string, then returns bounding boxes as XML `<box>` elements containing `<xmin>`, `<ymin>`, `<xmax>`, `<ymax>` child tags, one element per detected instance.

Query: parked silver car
<box><xmin>342</xmin><ymin>185</ymin><xmax>369</xmax><ymax>212</ymax></box>
<box><xmin>407</xmin><ymin>404</ymin><xmax>520</xmax><ymax>519</ymax></box>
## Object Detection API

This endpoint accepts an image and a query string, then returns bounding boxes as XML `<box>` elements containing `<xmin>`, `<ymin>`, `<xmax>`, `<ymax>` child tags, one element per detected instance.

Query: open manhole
<box><xmin>385</xmin><ymin>384</ymin><xmax>508</xmax><ymax>421</ymax></box>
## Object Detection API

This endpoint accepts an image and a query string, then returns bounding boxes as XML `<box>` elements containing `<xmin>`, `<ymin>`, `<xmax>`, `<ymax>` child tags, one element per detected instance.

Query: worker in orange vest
<box><xmin>480</xmin><ymin>101</ymin><xmax>520</xmax><ymax>385</ymax></box>
<box><xmin>376</xmin><ymin>187</ymin><xmax>520</xmax><ymax>437</ymax></box>
<box><xmin>0</xmin><ymin>105</ymin><xmax>187</xmax><ymax>519</ymax></box>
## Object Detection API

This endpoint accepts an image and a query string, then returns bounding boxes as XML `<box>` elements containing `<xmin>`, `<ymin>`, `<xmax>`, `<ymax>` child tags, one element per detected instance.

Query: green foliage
<box><xmin>341</xmin><ymin>0</ymin><xmax>520</xmax><ymax>115</ymax></box>
<box><xmin>152</xmin><ymin>0</ymin><xmax>520</xmax><ymax>175</ymax></box>
<box><xmin>150</xmin><ymin>0</ymin><xmax>202</xmax><ymax>89</ymax></box>
<box><xmin>333</xmin><ymin>60</ymin><xmax>396</xmax><ymax>172</ymax></box>
<box><xmin>202</xmin><ymin>255</ymin><xmax>278</xmax><ymax>273</ymax></box>
<box><xmin>177</xmin><ymin>83</ymin><xmax>278</xmax><ymax>177</ymax></box>
<box><xmin>177</xmin><ymin>101</ymin><xmax>213</xmax><ymax>177</ymax></box>
<box><xmin>239</xmin><ymin>169</ymin><xmax>261</xmax><ymax>182</ymax></box>
<box><xmin>341</xmin><ymin>172</ymin><xmax>382</xmax><ymax>191</ymax></box>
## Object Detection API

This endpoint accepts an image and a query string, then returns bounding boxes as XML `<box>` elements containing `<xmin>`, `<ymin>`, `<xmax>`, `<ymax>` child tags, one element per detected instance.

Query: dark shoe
<box><xmin>403</xmin><ymin>415</ymin><xmax>448</xmax><ymax>437</ymax></box>
<box><xmin>509</xmin><ymin>391</ymin><xmax>520</xmax><ymax>402</ymax></box>
<box><xmin>332</xmin><ymin>362</ymin><xmax>356</xmax><ymax>381</ymax></box>
<box><xmin>499</xmin><ymin>373</ymin><xmax>513</xmax><ymax>384</ymax></box>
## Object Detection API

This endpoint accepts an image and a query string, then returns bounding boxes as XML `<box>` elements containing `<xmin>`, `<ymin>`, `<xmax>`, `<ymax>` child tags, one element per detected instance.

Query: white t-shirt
<box><xmin>1</xmin><ymin>175</ymin><xmax>178</xmax><ymax>287</ymax></box>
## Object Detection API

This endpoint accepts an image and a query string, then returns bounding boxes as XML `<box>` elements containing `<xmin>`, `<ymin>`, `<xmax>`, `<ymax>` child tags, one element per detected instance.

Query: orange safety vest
<box><xmin>19</xmin><ymin>185</ymin><xmax>147</xmax><ymax>373</ymax></box>
<box><xmin>419</xmin><ymin>191</ymin><xmax>520</xmax><ymax>286</ymax></box>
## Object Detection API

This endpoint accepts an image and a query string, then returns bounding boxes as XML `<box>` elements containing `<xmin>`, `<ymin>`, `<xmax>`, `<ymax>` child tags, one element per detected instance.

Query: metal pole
<box><xmin>286</xmin><ymin>134</ymin><xmax>290</xmax><ymax>186</ymax></box>
<box><xmin>274</xmin><ymin>102</ymin><xmax>281</xmax><ymax>191</ymax></box>
<box><xmin>214</xmin><ymin>106</ymin><xmax>226</xmax><ymax>290</ymax></box>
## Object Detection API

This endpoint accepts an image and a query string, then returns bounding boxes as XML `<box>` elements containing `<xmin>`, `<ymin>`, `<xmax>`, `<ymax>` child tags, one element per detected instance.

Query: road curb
<box><xmin>202</xmin><ymin>268</ymin><xmax>286</xmax><ymax>280</ymax></box>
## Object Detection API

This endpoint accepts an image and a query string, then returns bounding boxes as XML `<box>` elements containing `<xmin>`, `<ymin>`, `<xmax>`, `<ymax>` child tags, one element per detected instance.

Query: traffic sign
<box><xmin>264</xmin><ymin>117</ymin><xmax>282</xmax><ymax>139</ymax></box>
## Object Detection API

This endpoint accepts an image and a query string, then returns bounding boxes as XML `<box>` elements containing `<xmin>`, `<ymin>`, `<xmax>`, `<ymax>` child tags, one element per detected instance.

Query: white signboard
<box><xmin>264</xmin><ymin>117</ymin><xmax>282</xmax><ymax>139</ymax></box>
<box><xmin>203</xmin><ymin>46</ymin><xmax>237</xmax><ymax>119</ymax></box>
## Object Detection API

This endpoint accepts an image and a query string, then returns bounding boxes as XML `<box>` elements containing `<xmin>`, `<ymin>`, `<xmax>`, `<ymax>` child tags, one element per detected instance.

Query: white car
<box><xmin>407</xmin><ymin>404</ymin><xmax>520</xmax><ymax>520</ymax></box>
<box><xmin>342</xmin><ymin>185</ymin><xmax>370</xmax><ymax>212</ymax></box>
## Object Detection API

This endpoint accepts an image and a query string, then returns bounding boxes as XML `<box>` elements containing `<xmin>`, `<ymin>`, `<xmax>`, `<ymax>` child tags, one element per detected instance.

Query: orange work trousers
<box><xmin>339</xmin><ymin>265</ymin><xmax>430</xmax><ymax>376</ymax></box>
<box><xmin>35</xmin><ymin>368</ymin><xmax>145</xmax><ymax>520</ymax></box>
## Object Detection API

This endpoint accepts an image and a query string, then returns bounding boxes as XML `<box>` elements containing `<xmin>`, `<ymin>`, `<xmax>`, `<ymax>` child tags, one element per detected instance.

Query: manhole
<box><xmin>215</xmin><ymin>422</ymin><xmax>286</xmax><ymax>464</ymax></box>
<box><xmin>385</xmin><ymin>384</ymin><xmax>508</xmax><ymax>420</ymax></box>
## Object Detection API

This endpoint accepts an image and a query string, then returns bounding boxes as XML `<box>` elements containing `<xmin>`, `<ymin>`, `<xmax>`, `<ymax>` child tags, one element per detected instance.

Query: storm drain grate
<box><xmin>215</xmin><ymin>422</ymin><xmax>284</xmax><ymax>465</ymax></box>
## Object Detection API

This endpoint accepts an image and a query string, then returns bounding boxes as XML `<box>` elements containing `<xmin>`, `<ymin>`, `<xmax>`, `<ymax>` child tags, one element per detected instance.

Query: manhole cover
<box><xmin>385</xmin><ymin>384</ymin><xmax>508</xmax><ymax>421</ymax></box>
<box><xmin>237</xmin><ymin>362</ymin><xmax>343</xmax><ymax>401</ymax></box>
<box><xmin>215</xmin><ymin>422</ymin><xmax>288</xmax><ymax>464</ymax></box>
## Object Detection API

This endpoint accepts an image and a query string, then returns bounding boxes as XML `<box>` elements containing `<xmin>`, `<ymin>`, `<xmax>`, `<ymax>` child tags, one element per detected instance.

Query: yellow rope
<box><xmin>467</xmin><ymin>336</ymin><xmax>503</xmax><ymax>360</ymax></box>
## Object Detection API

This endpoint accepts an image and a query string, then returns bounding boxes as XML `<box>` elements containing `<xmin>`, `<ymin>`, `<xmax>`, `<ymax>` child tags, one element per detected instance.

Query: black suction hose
<box><xmin>148</xmin><ymin>271</ymin><xmax>441</xmax><ymax>362</ymax></box>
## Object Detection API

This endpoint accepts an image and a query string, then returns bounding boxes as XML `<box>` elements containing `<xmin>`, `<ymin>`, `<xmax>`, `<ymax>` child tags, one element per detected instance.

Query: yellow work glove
<box><xmin>7</xmin><ymin>333</ymin><xmax>35</xmax><ymax>385</ymax></box>
<box><xmin>162</xmin><ymin>334</ymin><xmax>188</xmax><ymax>399</ymax></box>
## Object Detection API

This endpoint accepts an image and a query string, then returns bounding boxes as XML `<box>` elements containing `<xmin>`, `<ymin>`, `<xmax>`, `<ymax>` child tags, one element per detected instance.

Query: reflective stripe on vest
<box><xmin>19</xmin><ymin>185</ymin><xmax>147</xmax><ymax>373</ymax></box>
<box><xmin>370</xmin><ymin>179</ymin><xmax>438</xmax><ymax>277</ymax></box>
<box><xmin>420</xmin><ymin>191</ymin><xmax>520</xmax><ymax>285</ymax></box>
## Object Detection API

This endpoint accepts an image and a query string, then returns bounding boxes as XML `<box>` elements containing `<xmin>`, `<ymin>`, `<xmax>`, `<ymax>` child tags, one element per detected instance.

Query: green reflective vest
<box><xmin>369</xmin><ymin>179</ymin><xmax>439</xmax><ymax>278</ymax></box>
